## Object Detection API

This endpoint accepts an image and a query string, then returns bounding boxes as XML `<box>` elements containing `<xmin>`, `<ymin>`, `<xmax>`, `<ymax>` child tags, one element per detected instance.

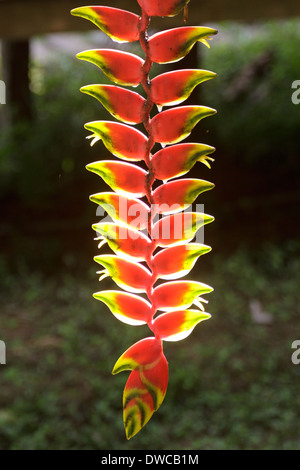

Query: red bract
<box><xmin>151</xmin><ymin>69</ymin><xmax>217</xmax><ymax>108</ymax></box>
<box><xmin>152</xmin><ymin>243</ymin><xmax>211</xmax><ymax>279</ymax></box>
<box><xmin>72</xmin><ymin>0</ymin><xmax>217</xmax><ymax>439</ymax></box>
<box><xmin>92</xmin><ymin>222</ymin><xmax>152</xmax><ymax>262</ymax></box>
<box><xmin>151</xmin><ymin>211</ymin><xmax>214</xmax><ymax>247</ymax></box>
<box><xmin>148</xmin><ymin>26</ymin><xmax>217</xmax><ymax>63</ymax></box>
<box><xmin>137</xmin><ymin>0</ymin><xmax>190</xmax><ymax>17</ymax></box>
<box><xmin>151</xmin><ymin>142</ymin><xmax>216</xmax><ymax>180</ymax></box>
<box><xmin>93</xmin><ymin>290</ymin><xmax>152</xmax><ymax>325</ymax></box>
<box><xmin>152</xmin><ymin>179</ymin><xmax>215</xmax><ymax>213</ymax></box>
<box><xmin>86</xmin><ymin>160</ymin><xmax>148</xmax><ymax>197</ymax></box>
<box><xmin>89</xmin><ymin>192</ymin><xmax>150</xmax><ymax>229</ymax></box>
<box><xmin>152</xmin><ymin>280</ymin><xmax>213</xmax><ymax>311</ymax></box>
<box><xmin>113</xmin><ymin>339</ymin><xmax>168</xmax><ymax>438</ymax></box>
<box><xmin>84</xmin><ymin>121</ymin><xmax>148</xmax><ymax>161</ymax></box>
<box><xmin>81</xmin><ymin>85</ymin><xmax>146</xmax><ymax>124</ymax></box>
<box><xmin>150</xmin><ymin>105</ymin><xmax>217</xmax><ymax>145</ymax></box>
<box><xmin>71</xmin><ymin>6</ymin><xmax>140</xmax><ymax>43</ymax></box>
<box><xmin>152</xmin><ymin>309</ymin><xmax>211</xmax><ymax>341</ymax></box>
<box><xmin>112</xmin><ymin>337</ymin><xmax>163</xmax><ymax>373</ymax></box>
<box><xmin>77</xmin><ymin>49</ymin><xmax>144</xmax><ymax>86</ymax></box>
<box><xmin>94</xmin><ymin>255</ymin><xmax>152</xmax><ymax>293</ymax></box>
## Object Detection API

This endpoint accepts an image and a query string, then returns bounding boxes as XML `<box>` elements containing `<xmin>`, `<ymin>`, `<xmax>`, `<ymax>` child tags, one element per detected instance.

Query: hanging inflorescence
<box><xmin>71</xmin><ymin>0</ymin><xmax>217</xmax><ymax>439</ymax></box>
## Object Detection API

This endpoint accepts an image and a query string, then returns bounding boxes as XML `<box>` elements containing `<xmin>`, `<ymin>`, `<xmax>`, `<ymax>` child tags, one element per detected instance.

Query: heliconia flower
<box><xmin>71</xmin><ymin>6</ymin><xmax>140</xmax><ymax>43</ymax></box>
<box><xmin>76</xmin><ymin>49</ymin><xmax>144</xmax><ymax>86</ymax></box>
<box><xmin>152</xmin><ymin>178</ymin><xmax>215</xmax><ymax>214</ymax></box>
<box><xmin>150</xmin><ymin>105</ymin><xmax>217</xmax><ymax>145</ymax></box>
<box><xmin>84</xmin><ymin>121</ymin><xmax>148</xmax><ymax>161</ymax></box>
<box><xmin>152</xmin><ymin>243</ymin><xmax>211</xmax><ymax>280</ymax></box>
<box><xmin>93</xmin><ymin>290</ymin><xmax>152</xmax><ymax>325</ymax></box>
<box><xmin>73</xmin><ymin>0</ymin><xmax>217</xmax><ymax>439</ymax></box>
<box><xmin>80</xmin><ymin>85</ymin><xmax>146</xmax><ymax>124</ymax></box>
<box><xmin>86</xmin><ymin>160</ymin><xmax>148</xmax><ymax>197</ymax></box>
<box><xmin>94</xmin><ymin>255</ymin><xmax>152</xmax><ymax>293</ymax></box>
<box><xmin>151</xmin><ymin>143</ymin><xmax>216</xmax><ymax>181</ymax></box>
<box><xmin>151</xmin><ymin>69</ymin><xmax>217</xmax><ymax>108</ymax></box>
<box><xmin>148</xmin><ymin>26</ymin><xmax>217</xmax><ymax>64</ymax></box>
<box><xmin>89</xmin><ymin>192</ymin><xmax>150</xmax><ymax>229</ymax></box>
<box><xmin>92</xmin><ymin>222</ymin><xmax>152</xmax><ymax>262</ymax></box>
<box><xmin>137</xmin><ymin>0</ymin><xmax>190</xmax><ymax>17</ymax></box>
<box><xmin>152</xmin><ymin>309</ymin><xmax>211</xmax><ymax>341</ymax></box>
<box><xmin>151</xmin><ymin>211</ymin><xmax>214</xmax><ymax>247</ymax></box>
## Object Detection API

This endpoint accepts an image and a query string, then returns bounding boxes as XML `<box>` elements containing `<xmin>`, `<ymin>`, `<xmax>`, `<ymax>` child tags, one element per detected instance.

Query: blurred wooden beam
<box><xmin>0</xmin><ymin>0</ymin><xmax>300</xmax><ymax>40</ymax></box>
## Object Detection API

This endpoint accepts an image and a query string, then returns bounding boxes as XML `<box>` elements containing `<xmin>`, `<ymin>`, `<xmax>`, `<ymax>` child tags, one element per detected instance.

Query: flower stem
<box><xmin>139</xmin><ymin>9</ymin><xmax>158</xmax><ymax>335</ymax></box>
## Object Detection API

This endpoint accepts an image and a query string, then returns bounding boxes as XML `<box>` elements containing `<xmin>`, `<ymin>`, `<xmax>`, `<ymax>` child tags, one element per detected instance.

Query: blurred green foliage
<box><xmin>202</xmin><ymin>20</ymin><xmax>300</xmax><ymax>171</ymax></box>
<box><xmin>1</xmin><ymin>20</ymin><xmax>300</xmax><ymax>206</ymax></box>
<box><xmin>0</xmin><ymin>51</ymin><xmax>108</xmax><ymax>205</ymax></box>
<box><xmin>0</xmin><ymin>241</ymin><xmax>299</xmax><ymax>449</ymax></box>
